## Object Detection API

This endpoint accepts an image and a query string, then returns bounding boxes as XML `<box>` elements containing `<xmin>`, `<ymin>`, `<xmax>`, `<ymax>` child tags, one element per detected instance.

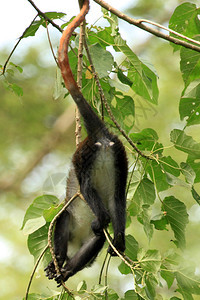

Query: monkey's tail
<box><xmin>58</xmin><ymin>0</ymin><xmax>106</xmax><ymax>136</ymax></box>
<box><xmin>58</xmin><ymin>0</ymin><xmax>89</xmax><ymax>99</ymax></box>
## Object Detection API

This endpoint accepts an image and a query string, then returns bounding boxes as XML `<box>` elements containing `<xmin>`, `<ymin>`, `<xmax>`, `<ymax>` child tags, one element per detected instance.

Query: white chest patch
<box><xmin>91</xmin><ymin>146</ymin><xmax>115</xmax><ymax>210</ymax></box>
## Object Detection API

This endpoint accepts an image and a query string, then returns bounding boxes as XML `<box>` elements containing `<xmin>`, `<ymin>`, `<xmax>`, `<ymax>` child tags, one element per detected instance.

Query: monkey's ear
<box><xmin>95</xmin><ymin>142</ymin><xmax>102</xmax><ymax>147</ymax></box>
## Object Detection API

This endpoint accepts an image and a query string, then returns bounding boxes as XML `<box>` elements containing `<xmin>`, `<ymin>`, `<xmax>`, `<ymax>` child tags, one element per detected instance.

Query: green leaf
<box><xmin>191</xmin><ymin>186</ymin><xmax>200</xmax><ymax>205</ymax></box>
<box><xmin>145</xmin><ymin>273</ymin><xmax>158</xmax><ymax>299</ymax></box>
<box><xmin>53</xmin><ymin>67</ymin><xmax>65</xmax><ymax>100</ymax></box>
<box><xmin>169</xmin><ymin>3</ymin><xmax>200</xmax><ymax>52</ymax></box>
<box><xmin>187</xmin><ymin>158</ymin><xmax>200</xmax><ymax>183</ymax></box>
<box><xmin>43</xmin><ymin>204</ymin><xmax>64</xmax><ymax>222</ymax></box>
<box><xmin>108</xmin><ymin>78</ymin><xmax>130</xmax><ymax>92</ymax></box>
<box><xmin>176</xmin><ymin>267</ymin><xmax>200</xmax><ymax>295</ymax></box>
<box><xmin>147</xmin><ymin>160</ymin><xmax>169</xmax><ymax>192</ymax></box>
<box><xmin>102</xmin><ymin>8</ymin><xmax>118</xmax><ymax>36</ymax></box>
<box><xmin>111</xmin><ymin>94</ymin><xmax>135</xmax><ymax>133</ymax></box>
<box><xmin>23</xmin><ymin>216</ymin><xmax>46</xmax><ymax>235</ymax></box>
<box><xmin>180</xmin><ymin>162</ymin><xmax>195</xmax><ymax>185</ymax></box>
<box><xmin>118</xmin><ymin>235</ymin><xmax>138</xmax><ymax>275</ymax></box>
<box><xmin>88</xmin><ymin>26</ymin><xmax>115</xmax><ymax>48</ymax></box>
<box><xmin>170</xmin><ymin>129</ymin><xmax>200</xmax><ymax>159</ymax></box>
<box><xmin>124</xmin><ymin>290</ymin><xmax>138</xmax><ymax>299</ymax></box>
<box><xmin>27</xmin><ymin>224</ymin><xmax>50</xmax><ymax>264</ymax></box>
<box><xmin>130</xmin><ymin>128</ymin><xmax>159</xmax><ymax>152</ymax></box>
<box><xmin>138</xmin><ymin>249</ymin><xmax>161</xmax><ymax>273</ymax></box>
<box><xmin>134</xmin><ymin>178</ymin><xmax>156</xmax><ymax>205</ymax></box>
<box><xmin>44</xmin><ymin>12</ymin><xmax>66</xmax><ymax>20</ymax></box>
<box><xmin>10</xmin><ymin>83</ymin><xmax>23</xmax><ymax>96</ymax></box>
<box><xmin>164</xmin><ymin>250</ymin><xmax>182</xmax><ymax>266</ymax></box>
<box><xmin>162</xmin><ymin>196</ymin><xmax>189</xmax><ymax>249</ymax></box>
<box><xmin>77</xmin><ymin>280</ymin><xmax>87</xmax><ymax>292</ymax></box>
<box><xmin>117</xmin><ymin>68</ymin><xmax>133</xmax><ymax>87</ymax></box>
<box><xmin>24</xmin><ymin>20</ymin><xmax>43</xmax><ymax>38</ymax></box>
<box><xmin>114</xmin><ymin>36</ymin><xmax>158</xmax><ymax>104</ymax></box>
<box><xmin>180</xmin><ymin>47</ymin><xmax>200</xmax><ymax>89</ymax></box>
<box><xmin>138</xmin><ymin>204</ymin><xmax>154</xmax><ymax>241</ymax></box>
<box><xmin>21</xmin><ymin>195</ymin><xmax>59</xmax><ymax>230</ymax></box>
<box><xmin>160</xmin><ymin>156</ymin><xmax>180</xmax><ymax>177</ymax></box>
<box><xmin>125</xmin><ymin>234</ymin><xmax>139</xmax><ymax>261</ymax></box>
<box><xmin>151</xmin><ymin>215</ymin><xmax>168</xmax><ymax>231</ymax></box>
<box><xmin>161</xmin><ymin>266</ymin><xmax>175</xmax><ymax>289</ymax></box>
<box><xmin>135</xmin><ymin>284</ymin><xmax>148</xmax><ymax>300</ymax></box>
<box><xmin>165</xmin><ymin>172</ymin><xmax>190</xmax><ymax>189</ymax></box>
<box><xmin>9</xmin><ymin>62</ymin><xmax>23</xmax><ymax>73</ymax></box>
<box><xmin>179</xmin><ymin>97</ymin><xmax>200</xmax><ymax>127</ymax></box>
<box><xmin>89</xmin><ymin>43</ymin><xmax>114</xmax><ymax>78</ymax></box>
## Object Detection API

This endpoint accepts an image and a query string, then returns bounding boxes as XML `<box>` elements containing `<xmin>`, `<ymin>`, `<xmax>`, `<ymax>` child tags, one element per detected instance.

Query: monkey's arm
<box><xmin>55</xmin><ymin>234</ymin><xmax>106</xmax><ymax>285</ymax></box>
<box><xmin>45</xmin><ymin>210</ymin><xmax>70</xmax><ymax>280</ymax></box>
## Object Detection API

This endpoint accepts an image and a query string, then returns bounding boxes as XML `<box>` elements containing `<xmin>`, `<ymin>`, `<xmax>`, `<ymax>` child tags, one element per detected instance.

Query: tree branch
<box><xmin>94</xmin><ymin>0</ymin><xmax>200</xmax><ymax>53</ymax></box>
<box><xmin>75</xmin><ymin>5</ymin><xmax>86</xmax><ymax>147</ymax></box>
<box><xmin>27</xmin><ymin>0</ymin><xmax>62</xmax><ymax>32</ymax></box>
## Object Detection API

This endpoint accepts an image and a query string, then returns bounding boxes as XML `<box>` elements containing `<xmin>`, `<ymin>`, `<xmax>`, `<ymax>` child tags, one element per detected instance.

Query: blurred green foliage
<box><xmin>0</xmin><ymin>0</ymin><xmax>200</xmax><ymax>299</ymax></box>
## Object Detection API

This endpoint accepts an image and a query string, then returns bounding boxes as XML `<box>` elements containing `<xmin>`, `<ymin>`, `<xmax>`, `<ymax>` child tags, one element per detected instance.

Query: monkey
<box><xmin>45</xmin><ymin>0</ymin><xmax>128</xmax><ymax>285</ymax></box>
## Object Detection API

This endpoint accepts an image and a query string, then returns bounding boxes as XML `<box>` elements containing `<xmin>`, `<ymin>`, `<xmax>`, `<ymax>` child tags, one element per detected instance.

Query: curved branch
<box><xmin>103</xmin><ymin>229</ymin><xmax>135</xmax><ymax>271</ymax></box>
<box><xmin>94</xmin><ymin>0</ymin><xmax>200</xmax><ymax>53</ymax></box>
<box><xmin>25</xmin><ymin>245</ymin><xmax>49</xmax><ymax>300</ymax></box>
<box><xmin>48</xmin><ymin>193</ymin><xmax>80</xmax><ymax>294</ymax></box>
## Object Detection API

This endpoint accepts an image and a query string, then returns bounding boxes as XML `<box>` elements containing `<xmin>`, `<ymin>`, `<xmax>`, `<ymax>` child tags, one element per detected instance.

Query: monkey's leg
<box><xmin>108</xmin><ymin>192</ymin><xmax>126</xmax><ymax>256</ymax></box>
<box><xmin>108</xmin><ymin>142</ymin><xmax>127</xmax><ymax>255</ymax></box>
<box><xmin>81</xmin><ymin>182</ymin><xmax>111</xmax><ymax>234</ymax></box>
<box><xmin>55</xmin><ymin>234</ymin><xmax>106</xmax><ymax>285</ymax></box>
<box><xmin>45</xmin><ymin>210</ymin><xmax>70</xmax><ymax>279</ymax></box>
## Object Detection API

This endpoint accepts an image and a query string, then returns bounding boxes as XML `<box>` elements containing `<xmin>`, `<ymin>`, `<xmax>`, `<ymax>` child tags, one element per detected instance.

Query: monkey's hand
<box><xmin>107</xmin><ymin>232</ymin><xmax>125</xmax><ymax>256</ymax></box>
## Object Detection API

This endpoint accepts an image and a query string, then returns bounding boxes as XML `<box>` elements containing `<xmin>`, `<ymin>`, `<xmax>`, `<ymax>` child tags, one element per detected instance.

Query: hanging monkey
<box><xmin>45</xmin><ymin>0</ymin><xmax>128</xmax><ymax>285</ymax></box>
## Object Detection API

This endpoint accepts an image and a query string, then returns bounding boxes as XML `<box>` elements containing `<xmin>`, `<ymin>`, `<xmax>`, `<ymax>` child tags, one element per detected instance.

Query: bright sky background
<box><xmin>0</xmin><ymin>0</ymin><xmax>134</xmax><ymax>50</ymax></box>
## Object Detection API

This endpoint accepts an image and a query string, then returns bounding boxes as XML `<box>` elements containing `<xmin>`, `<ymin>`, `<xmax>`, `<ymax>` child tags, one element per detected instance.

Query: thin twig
<box><xmin>103</xmin><ymin>229</ymin><xmax>134</xmax><ymax>271</ymax></box>
<box><xmin>25</xmin><ymin>245</ymin><xmax>49</xmax><ymax>300</ymax></box>
<box><xmin>104</xmin><ymin>255</ymin><xmax>111</xmax><ymax>300</ymax></box>
<box><xmin>93</xmin><ymin>0</ymin><xmax>200</xmax><ymax>53</ymax></box>
<box><xmin>45</xmin><ymin>20</ymin><xmax>58</xmax><ymax>66</ymax></box>
<box><xmin>27</xmin><ymin>0</ymin><xmax>62</xmax><ymax>32</ymax></box>
<box><xmin>126</xmin><ymin>154</ymin><xmax>139</xmax><ymax>198</ymax></box>
<box><xmin>75</xmin><ymin>18</ymin><xmax>85</xmax><ymax>147</ymax></box>
<box><xmin>2</xmin><ymin>15</ymin><xmax>38</xmax><ymax>75</ymax></box>
<box><xmin>99</xmin><ymin>252</ymin><xmax>109</xmax><ymax>284</ymax></box>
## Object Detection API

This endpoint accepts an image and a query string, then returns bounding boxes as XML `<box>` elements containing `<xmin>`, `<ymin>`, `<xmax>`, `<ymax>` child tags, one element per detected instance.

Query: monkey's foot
<box><xmin>44</xmin><ymin>261</ymin><xmax>57</xmax><ymax>280</ymax></box>
<box><xmin>55</xmin><ymin>269</ymin><xmax>73</xmax><ymax>287</ymax></box>
<box><xmin>107</xmin><ymin>233</ymin><xmax>125</xmax><ymax>256</ymax></box>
